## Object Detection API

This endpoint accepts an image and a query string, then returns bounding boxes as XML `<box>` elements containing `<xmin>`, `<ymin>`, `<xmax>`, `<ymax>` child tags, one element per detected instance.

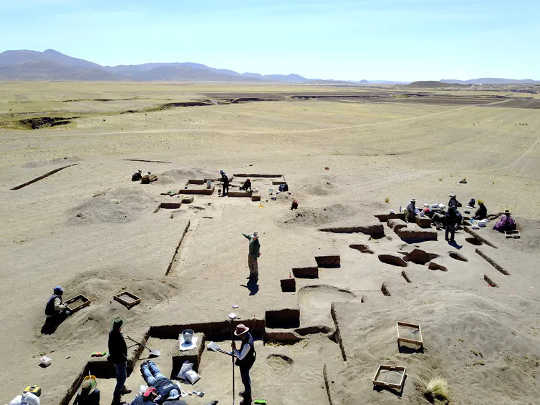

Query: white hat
<box><xmin>234</xmin><ymin>323</ymin><xmax>250</xmax><ymax>336</ymax></box>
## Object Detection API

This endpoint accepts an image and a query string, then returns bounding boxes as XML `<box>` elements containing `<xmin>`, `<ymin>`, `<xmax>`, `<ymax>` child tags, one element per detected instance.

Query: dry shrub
<box><xmin>424</xmin><ymin>377</ymin><xmax>449</xmax><ymax>403</ymax></box>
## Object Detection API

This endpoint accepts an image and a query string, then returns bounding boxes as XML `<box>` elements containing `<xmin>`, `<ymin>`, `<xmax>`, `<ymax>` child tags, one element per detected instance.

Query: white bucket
<box><xmin>182</xmin><ymin>329</ymin><xmax>194</xmax><ymax>344</ymax></box>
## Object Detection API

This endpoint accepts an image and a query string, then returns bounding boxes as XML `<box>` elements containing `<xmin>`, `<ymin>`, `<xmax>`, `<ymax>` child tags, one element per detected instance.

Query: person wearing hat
<box><xmin>73</xmin><ymin>376</ymin><xmax>100</xmax><ymax>405</ymax></box>
<box><xmin>493</xmin><ymin>209</ymin><xmax>516</xmax><ymax>232</ymax></box>
<box><xmin>138</xmin><ymin>361</ymin><xmax>181</xmax><ymax>403</ymax></box>
<box><xmin>230</xmin><ymin>324</ymin><xmax>256</xmax><ymax>405</ymax></box>
<box><xmin>108</xmin><ymin>318</ymin><xmax>131</xmax><ymax>405</ymax></box>
<box><xmin>42</xmin><ymin>285</ymin><xmax>71</xmax><ymax>334</ymax></box>
<box><xmin>448</xmin><ymin>194</ymin><xmax>462</xmax><ymax>210</ymax></box>
<box><xmin>242</xmin><ymin>232</ymin><xmax>261</xmax><ymax>282</ymax></box>
<box><xmin>445</xmin><ymin>206</ymin><xmax>461</xmax><ymax>242</ymax></box>
<box><xmin>405</xmin><ymin>199</ymin><xmax>417</xmax><ymax>222</ymax></box>
<box><xmin>474</xmin><ymin>200</ymin><xmax>487</xmax><ymax>220</ymax></box>
<box><xmin>240</xmin><ymin>178</ymin><xmax>252</xmax><ymax>192</ymax></box>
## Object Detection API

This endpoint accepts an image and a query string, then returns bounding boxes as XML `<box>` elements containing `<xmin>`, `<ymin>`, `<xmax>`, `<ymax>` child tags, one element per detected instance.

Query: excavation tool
<box><xmin>207</xmin><ymin>341</ymin><xmax>231</xmax><ymax>355</ymax></box>
<box><xmin>228</xmin><ymin>312</ymin><xmax>238</xmax><ymax>405</ymax></box>
<box><xmin>126</xmin><ymin>335</ymin><xmax>160</xmax><ymax>358</ymax></box>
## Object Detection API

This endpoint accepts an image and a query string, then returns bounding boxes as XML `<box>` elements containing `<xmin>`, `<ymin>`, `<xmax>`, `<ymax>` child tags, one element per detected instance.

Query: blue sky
<box><xmin>1</xmin><ymin>0</ymin><xmax>539</xmax><ymax>81</ymax></box>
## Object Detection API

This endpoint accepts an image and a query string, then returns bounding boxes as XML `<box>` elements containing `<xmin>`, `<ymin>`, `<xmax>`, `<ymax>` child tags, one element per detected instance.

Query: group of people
<box><xmin>405</xmin><ymin>193</ymin><xmax>517</xmax><ymax>240</ymax></box>
<box><xmin>219</xmin><ymin>170</ymin><xmax>252</xmax><ymax>196</ymax></box>
<box><xmin>67</xmin><ymin>318</ymin><xmax>255</xmax><ymax>405</ymax></box>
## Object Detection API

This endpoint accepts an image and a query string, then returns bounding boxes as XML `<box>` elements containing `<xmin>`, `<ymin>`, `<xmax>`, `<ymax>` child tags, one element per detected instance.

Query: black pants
<box><xmin>240</xmin><ymin>365</ymin><xmax>252</xmax><ymax>399</ymax></box>
<box><xmin>445</xmin><ymin>224</ymin><xmax>456</xmax><ymax>241</ymax></box>
<box><xmin>223</xmin><ymin>184</ymin><xmax>229</xmax><ymax>195</ymax></box>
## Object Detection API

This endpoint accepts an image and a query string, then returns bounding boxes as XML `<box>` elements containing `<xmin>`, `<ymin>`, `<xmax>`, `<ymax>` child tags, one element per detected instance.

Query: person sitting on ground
<box><xmin>139</xmin><ymin>361</ymin><xmax>182</xmax><ymax>403</ymax></box>
<box><xmin>240</xmin><ymin>178</ymin><xmax>252</xmax><ymax>192</ymax></box>
<box><xmin>448</xmin><ymin>194</ymin><xmax>462</xmax><ymax>209</ymax></box>
<box><xmin>405</xmin><ymin>199</ymin><xmax>416</xmax><ymax>222</ymax></box>
<box><xmin>291</xmin><ymin>199</ymin><xmax>298</xmax><ymax>210</ymax></box>
<box><xmin>421</xmin><ymin>203</ymin><xmax>431</xmax><ymax>217</ymax></box>
<box><xmin>493</xmin><ymin>209</ymin><xmax>516</xmax><ymax>232</ymax></box>
<box><xmin>132</xmin><ymin>170</ymin><xmax>142</xmax><ymax>182</ymax></box>
<box><xmin>474</xmin><ymin>200</ymin><xmax>487</xmax><ymax>220</ymax></box>
<box><xmin>73</xmin><ymin>376</ymin><xmax>100</xmax><ymax>405</ymax></box>
<box><xmin>467</xmin><ymin>198</ymin><xmax>476</xmax><ymax>208</ymax></box>
<box><xmin>278</xmin><ymin>182</ymin><xmax>288</xmax><ymax>192</ymax></box>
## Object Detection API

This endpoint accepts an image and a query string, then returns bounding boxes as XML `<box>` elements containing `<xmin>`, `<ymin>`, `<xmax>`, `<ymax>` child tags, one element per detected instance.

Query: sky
<box><xmin>1</xmin><ymin>0</ymin><xmax>539</xmax><ymax>81</ymax></box>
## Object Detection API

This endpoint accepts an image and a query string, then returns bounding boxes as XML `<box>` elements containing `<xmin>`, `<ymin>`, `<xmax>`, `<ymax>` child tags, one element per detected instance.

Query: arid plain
<box><xmin>1</xmin><ymin>82</ymin><xmax>539</xmax><ymax>405</ymax></box>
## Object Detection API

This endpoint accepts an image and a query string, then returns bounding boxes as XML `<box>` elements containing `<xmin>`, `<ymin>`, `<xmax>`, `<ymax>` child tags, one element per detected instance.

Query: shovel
<box><xmin>207</xmin><ymin>341</ymin><xmax>231</xmax><ymax>356</ymax></box>
<box><xmin>126</xmin><ymin>335</ymin><xmax>160</xmax><ymax>358</ymax></box>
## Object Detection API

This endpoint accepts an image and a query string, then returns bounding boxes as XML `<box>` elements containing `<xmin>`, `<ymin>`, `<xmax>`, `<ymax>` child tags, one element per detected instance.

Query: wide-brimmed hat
<box><xmin>504</xmin><ymin>209</ymin><xmax>510</xmax><ymax>214</ymax></box>
<box><xmin>410</xmin><ymin>199</ymin><xmax>416</xmax><ymax>203</ymax></box>
<box><xmin>234</xmin><ymin>324</ymin><xmax>250</xmax><ymax>336</ymax></box>
<box><xmin>81</xmin><ymin>375</ymin><xmax>97</xmax><ymax>394</ymax></box>
<box><xmin>449</xmin><ymin>194</ymin><xmax>456</xmax><ymax>198</ymax></box>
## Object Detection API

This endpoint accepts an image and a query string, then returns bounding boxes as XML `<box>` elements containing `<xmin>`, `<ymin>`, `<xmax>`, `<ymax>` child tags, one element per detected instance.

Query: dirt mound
<box><xmin>67</xmin><ymin>188</ymin><xmax>156</xmax><ymax>225</ymax></box>
<box><xmin>156</xmin><ymin>168</ymin><xmax>215</xmax><ymax>185</ymax></box>
<box><xmin>36</xmin><ymin>269</ymin><xmax>179</xmax><ymax>343</ymax></box>
<box><xmin>298</xmin><ymin>175</ymin><xmax>337</xmax><ymax>196</ymax></box>
<box><xmin>280</xmin><ymin>204</ymin><xmax>357</xmax><ymax>227</ymax></box>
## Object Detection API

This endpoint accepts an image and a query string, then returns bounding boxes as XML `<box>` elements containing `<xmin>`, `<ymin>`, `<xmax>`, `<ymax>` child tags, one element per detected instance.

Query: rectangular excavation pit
<box><xmin>372</xmin><ymin>365</ymin><xmax>406</xmax><ymax>391</ymax></box>
<box><xmin>374</xmin><ymin>213</ymin><xmax>406</xmax><ymax>222</ymax></box>
<box><xmin>159</xmin><ymin>202</ymin><xmax>181</xmax><ymax>209</ymax></box>
<box><xmin>292</xmin><ymin>267</ymin><xmax>319</xmax><ymax>279</ymax></box>
<box><xmin>150</xmin><ymin>319</ymin><xmax>266</xmax><ymax>341</ymax></box>
<box><xmin>171</xmin><ymin>332</ymin><xmax>206</xmax><ymax>377</ymax></box>
<box><xmin>396</xmin><ymin>322</ymin><xmax>423</xmax><ymax>349</ymax></box>
<box><xmin>319</xmin><ymin>225</ymin><xmax>385</xmax><ymax>239</ymax></box>
<box><xmin>227</xmin><ymin>190</ymin><xmax>252</xmax><ymax>197</ymax></box>
<box><xmin>251</xmin><ymin>194</ymin><xmax>261</xmax><ymax>201</ymax></box>
<box><xmin>187</xmin><ymin>179</ymin><xmax>205</xmax><ymax>185</ymax></box>
<box><xmin>179</xmin><ymin>186</ymin><xmax>215</xmax><ymax>195</ymax></box>
<box><xmin>265</xmin><ymin>308</ymin><xmax>300</xmax><ymax>329</ymax></box>
<box><xmin>484</xmin><ymin>274</ymin><xmax>499</xmax><ymax>287</ymax></box>
<box><xmin>280</xmin><ymin>278</ymin><xmax>296</xmax><ymax>292</ymax></box>
<box><xmin>272</xmin><ymin>180</ymin><xmax>287</xmax><ymax>185</ymax></box>
<box><xmin>233</xmin><ymin>173</ymin><xmax>283</xmax><ymax>178</ymax></box>
<box><xmin>315</xmin><ymin>255</ymin><xmax>341</xmax><ymax>268</ymax></box>
<box><xmin>113</xmin><ymin>291</ymin><xmax>141</xmax><ymax>309</ymax></box>
<box><xmin>64</xmin><ymin>295</ymin><xmax>90</xmax><ymax>313</ymax></box>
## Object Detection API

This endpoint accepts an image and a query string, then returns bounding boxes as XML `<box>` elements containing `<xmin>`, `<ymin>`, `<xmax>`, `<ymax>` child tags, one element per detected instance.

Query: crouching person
<box><xmin>139</xmin><ymin>361</ymin><xmax>182</xmax><ymax>403</ymax></box>
<box><xmin>74</xmin><ymin>376</ymin><xmax>100</xmax><ymax>405</ymax></box>
<box><xmin>41</xmin><ymin>286</ymin><xmax>71</xmax><ymax>334</ymax></box>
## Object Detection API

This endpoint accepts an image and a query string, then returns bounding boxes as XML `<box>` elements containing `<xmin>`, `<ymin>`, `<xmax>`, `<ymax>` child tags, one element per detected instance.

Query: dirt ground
<box><xmin>1</xmin><ymin>82</ymin><xmax>539</xmax><ymax>405</ymax></box>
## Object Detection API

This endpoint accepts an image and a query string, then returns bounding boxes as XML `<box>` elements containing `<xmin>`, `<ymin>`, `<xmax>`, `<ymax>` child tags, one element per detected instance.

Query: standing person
<box><xmin>448</xmin><ymin>194</ymin><xmax>462</xmax><ymax>209</ymax></box>
<box><xmin>108</xmin><ymin>318</ymin><xmax>131</xmax><ymax>405</ymax></box>
<box><xmin>242</xmin><ymin>232</ymin><xmax>260</xmax><ymax>282</ymax></box>
<box><xmin>220</xmin><ymin>170</ymin><xmax>229</xmax><ymax>196</ymax></box>
<box><xmin>230</xmin><ymin>324</ymin><xmax>256</xmax><ymax>405</ymax></box>
<box><xmin>445</xmin><ymin>206</ymin><xmax>459</xmax><ymax>242</ymax></box>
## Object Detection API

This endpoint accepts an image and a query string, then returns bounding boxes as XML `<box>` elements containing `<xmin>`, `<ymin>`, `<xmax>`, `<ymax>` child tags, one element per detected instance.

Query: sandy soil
<box><xmin>1</xmin><ymin>82</ymin><xmax>539</xmax><ymax>405</ymax></box>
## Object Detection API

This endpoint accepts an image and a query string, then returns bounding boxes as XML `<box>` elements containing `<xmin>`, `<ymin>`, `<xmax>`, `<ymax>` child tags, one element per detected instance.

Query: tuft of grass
<box><xmin>424</xmin><ymin>377</ymin><xmax>449</xmax><ymax>403</ymax></box>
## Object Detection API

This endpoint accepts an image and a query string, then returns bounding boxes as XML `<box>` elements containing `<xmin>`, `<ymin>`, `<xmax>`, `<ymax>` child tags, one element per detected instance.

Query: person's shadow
<box><xmin>241</xmin><ymin>277</ymin><xmax>259</xmax><ymax>295</ymax></box>
<box><xmin>40</xmin><ymin>313</ymin><xmax>69</xmax><ymax>335</ymax></box>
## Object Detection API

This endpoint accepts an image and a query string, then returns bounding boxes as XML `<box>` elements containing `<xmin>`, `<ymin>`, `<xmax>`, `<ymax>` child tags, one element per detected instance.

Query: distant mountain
<box><xmin>0</xmin><ymin>49</ymin><xmax>325</xmax><ymax>83</ymax></box>
<box><xmin>441</xmin><ymin>78</ymin><xmax>539</xmax><ymax>85</ymax></box>
<box><xmin>408</xmin><ymin>81</ymin><xmax>468</xmax><ymax>88</ymax></box>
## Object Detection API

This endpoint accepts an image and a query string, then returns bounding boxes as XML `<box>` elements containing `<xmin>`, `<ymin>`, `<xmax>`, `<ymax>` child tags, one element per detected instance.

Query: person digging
<box><xmin>242</xmin><ymin>232</ymin><xmax>260</xmax><ymax>282</ymax></box>
<box><xmin>230</xmin><ymin>324</ymin><xmax>256</xmax><ymax>405</ymax></box>
<box><xmin>41</xmin><ymin>285</ymin><xmax>71</xmax><ymax>334</ymax></box>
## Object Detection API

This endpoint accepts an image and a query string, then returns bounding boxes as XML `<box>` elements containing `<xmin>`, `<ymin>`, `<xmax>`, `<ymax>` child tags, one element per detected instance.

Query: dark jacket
<box><xmin>475</xmin><ymin>204</ymin><xmax>487</xmax><ymax>220</ymax></box>
<box><xmin>73</xmin><ymin>389</ymin><xmax>100</xmax><ymax>405</ymax></box>
<box><xmin>222</xmin><ymin>175</ymin><xmax>229</xmax><ymax>186</ymax></box>
<box><xmin>108</xmin><ymin>329</ymin><xmax>127</xmax><ymax>363</ymax></box>
<box><xmin>235</xmin><ymin>333</ymin><xmax>256</xmax><ymax>369</ymax></box>
<box><xmin>448</xmin><ymin>197</ymin><xmax>462</xmax><ymax>209</ymax></box>
<box><xmin>153</xmin><ymin>377</ymin><xmax>180</xmax><ymax>401</ymax></box>
<box><xmin>446</xmin><ymin>207</ymin><xmax>460</xmax><ymax>225</ymax></box>
<box><xmin>45</xmin><ymin>294</ymin><xmax>62</xmax><ymax>316</ymax></box>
